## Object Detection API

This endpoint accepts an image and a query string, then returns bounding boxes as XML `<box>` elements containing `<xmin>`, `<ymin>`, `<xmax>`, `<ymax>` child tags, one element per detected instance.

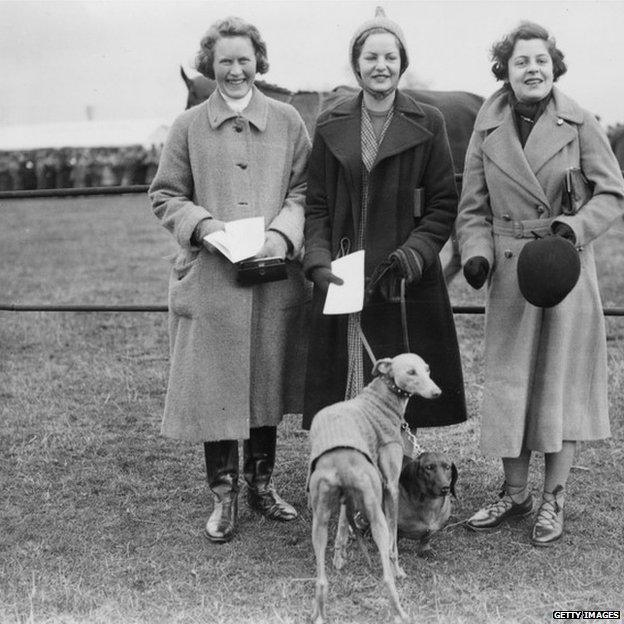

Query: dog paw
<box><xmin>332</xmin><ymin>550</ymin><xmax>346</xmax><ymax>570</ymax></box>
<box><xmin>417</xmin><ymin>545</ymin><xmax>434</xmax><ymax>558</ymax></box>
<box><xmin>394</xmin><ymin>565</ymin><xmax>407</xmax><ymax>579</ymax></box>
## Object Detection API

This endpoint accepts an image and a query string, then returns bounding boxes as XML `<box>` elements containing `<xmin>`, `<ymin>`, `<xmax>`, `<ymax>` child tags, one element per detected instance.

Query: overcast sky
<box><xmin>1</xmin><ymin>0</ymin><xmax>624</xmax><ymax>130</ymax></box>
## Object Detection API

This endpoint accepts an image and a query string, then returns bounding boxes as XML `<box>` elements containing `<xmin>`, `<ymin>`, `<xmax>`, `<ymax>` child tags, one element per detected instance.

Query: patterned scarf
<box><xmin>344</xmin><ymin>101</ymin><xmax>394</xmax><ymax>399</ymax></box>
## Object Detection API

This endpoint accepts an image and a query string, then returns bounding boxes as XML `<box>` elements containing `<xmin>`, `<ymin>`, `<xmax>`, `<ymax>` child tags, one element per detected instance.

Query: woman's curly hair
<box><xmin>490</xmin><ymin>21</ymin><xmax>567</xmax><ymax>82</ymax></box>
<box><xmin>195</xmin><ymin>16</ymin><xmax>269</xmax><ymax>80</ymax></box>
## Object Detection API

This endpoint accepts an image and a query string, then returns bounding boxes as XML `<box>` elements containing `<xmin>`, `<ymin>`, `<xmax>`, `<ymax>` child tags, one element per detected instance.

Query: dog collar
<box><xmin>382</xmin><ymin>376</ymin><xmax>412</xmax><ymax>398</ymax></box>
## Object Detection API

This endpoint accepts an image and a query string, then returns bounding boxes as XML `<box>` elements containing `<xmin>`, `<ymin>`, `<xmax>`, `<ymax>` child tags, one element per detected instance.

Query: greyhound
<box><xmin>308</xmin><ymin>353</ymin><xmax>442</xmax><ymax>624</ymax></box>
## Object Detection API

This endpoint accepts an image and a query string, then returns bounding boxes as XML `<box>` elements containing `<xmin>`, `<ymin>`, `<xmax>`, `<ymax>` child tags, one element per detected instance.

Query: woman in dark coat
<box><xmin>457</xmin><ymin>22</ymin><xmax>624</xmax><ymax>546</ymax></box>
<box><xmin>302</xmin><ymin>8</ymin><xmax>466</xmax><ymax>432</ymax></box>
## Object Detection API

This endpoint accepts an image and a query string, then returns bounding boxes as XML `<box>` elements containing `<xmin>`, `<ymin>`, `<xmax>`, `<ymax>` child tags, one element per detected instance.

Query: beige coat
<box><xmin>149</xmin><ymin>87</ymin><xmax>311</xmax><ymax>442</ymax></box>
<box><xmin>457</xmin><ymin>86</ymin><xmax>624</xmax><ymax>457</ymax></box>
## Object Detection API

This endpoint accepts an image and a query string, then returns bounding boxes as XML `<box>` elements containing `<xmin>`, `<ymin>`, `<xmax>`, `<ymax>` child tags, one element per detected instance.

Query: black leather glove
<box><xmin>463</xmin><ymin>256</ymin><xmax>490</xmax><ymax>290</ymax></box>
<box><xmin>388</xmin><ymin>247</ymin><xmax>424</xmax><ymax>285</ymax></box>
<box><xmin>310</xmin><ymin>266</ymin><xmax>344</xmax><ymax>292</ymax></box>
<box><xmin>552</xmin><ymin>222</ymin><xmax>577</xmax><ymax>244</ymax></box>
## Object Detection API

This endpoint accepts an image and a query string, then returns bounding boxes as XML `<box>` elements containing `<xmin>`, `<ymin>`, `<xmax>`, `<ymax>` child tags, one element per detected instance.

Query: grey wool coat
<box><xmin>456</xmin><ymin>86</ymin><xmax>624</xmax><ymax>457</ymax></box>
<box><xmin>149</xmin><ymin>87</ymin><xmax>311</xmax><ymax>442</ymax></box>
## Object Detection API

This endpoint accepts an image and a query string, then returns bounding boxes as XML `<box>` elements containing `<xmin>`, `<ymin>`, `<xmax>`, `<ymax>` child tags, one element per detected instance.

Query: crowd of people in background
<box><xmin>0</xmin><ymin>145</ymin><xmax>162</xmax><ymax>191</ymax></box>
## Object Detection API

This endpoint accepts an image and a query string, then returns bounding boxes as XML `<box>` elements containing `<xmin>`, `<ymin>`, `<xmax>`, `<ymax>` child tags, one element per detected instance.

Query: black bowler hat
<box><xmin>517</xmin><ymin>236</ymin><xmax>581</xmax><ymax>308</ymax></box>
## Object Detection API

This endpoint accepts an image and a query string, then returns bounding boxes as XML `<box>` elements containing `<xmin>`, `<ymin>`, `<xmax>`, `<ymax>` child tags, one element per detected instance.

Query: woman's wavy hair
<box><xmin>490</xmin><ymin>21</ymin><xmax>567</xmax><ymax>82</ymax></box>
<box><xmin>195</xmin><ymin>16</ymin><xmax>269</xmax><ymax>80</ymax></box>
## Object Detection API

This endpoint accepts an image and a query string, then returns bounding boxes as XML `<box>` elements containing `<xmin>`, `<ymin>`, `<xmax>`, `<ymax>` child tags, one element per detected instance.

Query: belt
<box><xmin>492</xmin><ymin>217</ymin><xmax>554</xmax><ymax>239</ymax></box>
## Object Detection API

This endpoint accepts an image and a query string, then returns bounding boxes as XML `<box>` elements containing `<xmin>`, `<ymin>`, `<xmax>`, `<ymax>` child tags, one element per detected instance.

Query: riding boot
<box><xmin>243</xmin><ymin>426</ymin><xmax>298</xmax><ymax>521</ymax></box>
<box><xmin>204</xmin><ymin>440</ymin><xmax>239</xmax><ymax>543</ymax></box>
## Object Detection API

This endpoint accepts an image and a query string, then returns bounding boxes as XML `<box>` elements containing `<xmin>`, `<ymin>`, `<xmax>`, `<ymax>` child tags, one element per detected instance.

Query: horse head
<box><xmin>181</xmin><ymin>66</ymin><xmax>216</xmax><ymax>109</ymax></box>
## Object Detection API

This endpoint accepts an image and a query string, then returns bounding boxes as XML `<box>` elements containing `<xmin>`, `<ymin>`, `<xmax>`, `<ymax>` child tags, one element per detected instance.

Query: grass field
<box><xmin>1</xmin><ymin>194</ymin><xmax>623</xmax><ymax>624</ymax></box>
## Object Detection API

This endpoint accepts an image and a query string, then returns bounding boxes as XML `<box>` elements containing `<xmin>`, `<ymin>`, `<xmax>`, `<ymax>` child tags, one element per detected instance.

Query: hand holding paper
<box><xmin>322</xmin><ymin>250</ymin><xmax>365</xmax><ymax>315</ymax></box>
<box><xmin>204</xmin><ymin>217</ymin><xmax>265</xmax><ymax>263</ymax></box>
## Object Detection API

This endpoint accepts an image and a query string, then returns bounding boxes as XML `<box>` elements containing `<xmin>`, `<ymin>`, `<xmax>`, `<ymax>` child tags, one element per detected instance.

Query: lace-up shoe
<box><xmin>467</xmin><ymin>485</ymin><xmax>533</xmax><ymax>531</ymax></box>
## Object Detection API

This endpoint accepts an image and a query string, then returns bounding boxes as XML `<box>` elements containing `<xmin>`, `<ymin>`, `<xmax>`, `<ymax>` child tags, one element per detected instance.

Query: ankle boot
<box><xmin>531</xmin><ymin>485</ymin><xmax>564</xmax><ymax>547</ymax></box>
<box><xmin>243</xmin><ymin>427</ymin><xmax>298</xmax><ymax>521</ymax></box>
<box><xmin>206</xmin><ymin>472</ymin><xmax>239</xmax><ymax>542</ymax></box>
<box><xmin>204</xmin><ymin>440</ymin><xmax>239</xmax><ymax>542</ymax></box>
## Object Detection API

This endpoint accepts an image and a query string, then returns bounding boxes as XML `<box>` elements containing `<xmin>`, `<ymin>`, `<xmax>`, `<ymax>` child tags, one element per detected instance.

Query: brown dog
<box><xmin>397</xmin><ymin>451</ymin><xmax>458</xmax><ymax>555</ymax></box>
<box><xmin>308</xmin><ymin>353</ymin><xmax>442</xmax><ymax>624</ymax></box>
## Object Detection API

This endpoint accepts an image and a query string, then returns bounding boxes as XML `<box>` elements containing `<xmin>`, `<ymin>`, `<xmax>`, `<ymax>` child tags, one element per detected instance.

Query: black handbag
<box><xmin>236</xmin><ymin>257</ymin><xmax>287</xmax><ymax>285</ymax></box>
<box><xmin>562</xmin><ymin>167</ymin><xmax>593</xmax><ymax>215</ymax></box>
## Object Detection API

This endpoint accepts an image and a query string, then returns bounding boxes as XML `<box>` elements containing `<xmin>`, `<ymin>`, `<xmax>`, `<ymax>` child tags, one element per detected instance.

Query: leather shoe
<box><xmin>247</xmin><ymin>481</ymin><xmax>298</xmax><ymax>521</ymax></box>
<box><xmin>531</xmin><ymin>486</ymin><xmax>564</xmax><ymax>547</ymax></box>
<box><xmin>467</xmin><ymin>485</ymin><xmax>533</xmax><ymax>531</ymax></box>
<box><xmin>205</xmin><ymin>475</ymin><xmax>238</xmax><ymax>543</ymax></box>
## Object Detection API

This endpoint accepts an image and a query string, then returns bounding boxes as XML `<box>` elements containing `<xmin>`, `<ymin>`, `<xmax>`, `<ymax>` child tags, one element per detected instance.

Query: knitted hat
<box><xmin>517</xmin><ymin>236</ymin><xmax>580</xmax><ymax>308</ymax></box>
<box><xmin>349</xmin><ymin>6</ymin><xmax>409</xmax><ymax>78</ymax></box>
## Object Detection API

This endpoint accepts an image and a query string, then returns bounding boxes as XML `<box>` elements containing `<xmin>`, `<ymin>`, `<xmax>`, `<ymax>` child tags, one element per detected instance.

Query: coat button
<box><xmin>234</xmin><ymin>125</ymin><xmax>243</xmax><ymax>133</ymax></box>
<box><xmin>504</xmin><ymin>249</ymin><xmax>513</xmax><ymax>258</ymax></box>
<box><xmin>536</xmin><ymin>205</ymin><xmax>545</xmax><ymax>214</ymax></box>
<box><xmin>502</xmin><ymin>213</ymin><xmax>512</xmax><ymax>221</ymax></box>
<box><xmin>557</xmin><ymin>118</ymin><xmax>564</xmax><ymax>126</ymax></box>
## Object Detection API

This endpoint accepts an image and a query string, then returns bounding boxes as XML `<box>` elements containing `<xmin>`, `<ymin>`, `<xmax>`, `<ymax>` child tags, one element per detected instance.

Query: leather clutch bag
<box><xmin>562</xmin><ymin>167</ymin><xmax>593</xmax><ymax>216</ymax></box>
<box><xmin>236</xmin><ymin>257</ymin><xmax>287</xmax><ymax>285</ymax></box>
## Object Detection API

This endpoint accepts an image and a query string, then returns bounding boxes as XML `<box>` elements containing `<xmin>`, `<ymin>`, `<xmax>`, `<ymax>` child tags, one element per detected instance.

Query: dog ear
<box><xmin>399</xmin><ymin>457</ymin><xmax>423</xmax><ymax>496</ymax></box>
<box><xmin>372</xmin><ymin>358</ymin><xmax>393</xmax><ymax>377</ymax></box>
<box><xmin>450</xmin><ymin>463</ymin><xmax>459</xmax><ymax>499</ymax></box>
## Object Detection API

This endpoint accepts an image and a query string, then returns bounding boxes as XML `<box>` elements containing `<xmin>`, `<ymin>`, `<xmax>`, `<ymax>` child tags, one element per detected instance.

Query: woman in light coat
<box><xmin>149</xmin><ymin>16</ymin><xmax>311</xmax><ymax>543</ymax></box>
<box><xmin>456</xmin><ymin>21</ymin><xmax>624</xmax><ymax>545</ymax></box>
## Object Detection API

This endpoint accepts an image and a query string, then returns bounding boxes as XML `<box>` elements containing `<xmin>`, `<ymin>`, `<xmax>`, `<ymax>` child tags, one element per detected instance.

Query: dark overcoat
<box><xmin>302</xmin><ymin>90</ymin><xmax>467</xmax><ymax>430</ymax></box>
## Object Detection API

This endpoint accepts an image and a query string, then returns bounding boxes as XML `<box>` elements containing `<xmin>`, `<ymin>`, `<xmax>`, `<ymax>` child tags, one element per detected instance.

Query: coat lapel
<box><xmin>318</xmin><ymin>90</ymin><xmax>435</xmax><ymax>237</ymax></box>
<box><xmin>373</xmin><ymin>91</ymin><xmax>432</xmax><ymax>167</ymax></box>
<box><xmin>523</xmin><ymin>92</ymin><xmax>581</xmax><ymax>174</ymax></box>
<box><xmin>477</xmin><ymin>86</ymin><xmax>585</xmax><ymax>206</ymax></box>
<box><xmin>207</xmin><ymin>86</ymin><xmax>268</xmax><ymax>131</ymax></box>
<box><xmin>317</xmin><ymin>94</ymin><xmax>363</xmax><ymax>234</ymax></box>
<box><xmin>478</xmin><ymin>90</ymin><xmax>548</xmax><ymax>205</ymax></box>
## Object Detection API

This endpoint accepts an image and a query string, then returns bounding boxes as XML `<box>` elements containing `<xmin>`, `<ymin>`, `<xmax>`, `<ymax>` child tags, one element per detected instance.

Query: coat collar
<box><xmin>476</xmin><ymin>86</ymin><xmax>584</xmax><ymax>204</ymax></box>
<box><xmin>317</xmin><ymin>89</ymin><xmax>434</xmax><ymax>234</ymax></box>
<box><xmin>207</xmin><ymin>85</ymin><xmax>268</xmax><ymax>131</ymax></box>
<box><xmin>475</xmin><ymin>85</ymin><xmax>584</xmax><ymax>132</ymax></box>
<box><xmin>317</xmin><ymin>90</ymin><xmax>434</xmax><ymax>178</ymax></box>
<box><xmin>319</xmin><ymin>90</ymin><xmax>432</xmax><ymax>163</ymax></box>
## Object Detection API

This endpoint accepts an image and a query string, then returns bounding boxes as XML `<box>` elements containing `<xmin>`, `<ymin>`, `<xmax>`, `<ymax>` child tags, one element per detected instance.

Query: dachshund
<box><xmin>397</xmin><ymin>451</ymin><xmax>458</xmax><ymax>556</ymax></box>
<box><xmin>308</xmin><ymin>353</ymin><xmax>442</xmax><ymax>624</ymax></box>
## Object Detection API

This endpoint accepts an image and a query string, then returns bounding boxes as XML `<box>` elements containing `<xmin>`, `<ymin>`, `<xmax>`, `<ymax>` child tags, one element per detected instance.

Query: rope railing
<box><xmin>2</xmin><ymin>303</ymin><xmax>624</xmax><ymax>316</ymax></box>
<box><xmin>0</xmin><ymin>185</ymin><xmax>149</xmax><ymax>200</ymax></box>
<box><xmin>2</xmin><ymin>179</ymin><xmax>624</xmax><ymax>317</ymax></box>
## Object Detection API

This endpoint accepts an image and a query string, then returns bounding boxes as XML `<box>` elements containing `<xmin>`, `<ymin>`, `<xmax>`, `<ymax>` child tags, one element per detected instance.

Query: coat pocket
<box><xmin>168</xmin><ymin>250</ymin><xmax>201</xmax><ymax>317</ymax></box>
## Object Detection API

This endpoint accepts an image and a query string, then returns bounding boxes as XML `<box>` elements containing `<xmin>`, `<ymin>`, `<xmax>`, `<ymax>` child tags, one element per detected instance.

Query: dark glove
<box><xmin>310</xmin><ymin>266</ymin><xmax>344</xmax><ymax>292</ymax></box>
<box><xmin>364</xmin><ymin>259</ymin><xmax>396</xmax><ymax>303</ymax></box>
<box><xmin>388</xmin><ymin>247</ymin><xmax>424</xmax><ymax>285</ymax></box>
<box><xmin>552</xmin><ymin>222</ymin><xmax>576</xmax><ymax>244</ymax></box>
<box><xmin>463</xmin><ymin>256</ymin><xmax>490</xmax><ymax>290</ymax></box>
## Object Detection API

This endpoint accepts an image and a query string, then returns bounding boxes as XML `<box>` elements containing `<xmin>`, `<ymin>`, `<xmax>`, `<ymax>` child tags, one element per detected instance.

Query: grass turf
<box><xmin>1</xmin><ymin>194</ymin><xmax>623</xmax><ymax>623</ymax></box>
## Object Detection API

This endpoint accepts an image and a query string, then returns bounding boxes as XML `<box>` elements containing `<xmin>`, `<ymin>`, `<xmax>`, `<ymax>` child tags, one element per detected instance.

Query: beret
<box><xmin>517</xmin><ymin>236</ymin><xmax>580</xmax><ymax>308</ymax></box>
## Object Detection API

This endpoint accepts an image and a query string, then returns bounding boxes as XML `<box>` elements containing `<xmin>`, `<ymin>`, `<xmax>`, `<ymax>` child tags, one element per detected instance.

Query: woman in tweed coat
<box><xmin>303</xmin><ymin>8</ymin><xmax>467</xmax><ymax>431</ymax></box>
<box><xmin>149</xmin><ymin>17</ymin><xmax>311</xmax><ymax>543</ymax></box>
<box><xmin>456</xmin><ymin>22</ymin><xmax>624</xmax><ymax>545</ymax></box>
